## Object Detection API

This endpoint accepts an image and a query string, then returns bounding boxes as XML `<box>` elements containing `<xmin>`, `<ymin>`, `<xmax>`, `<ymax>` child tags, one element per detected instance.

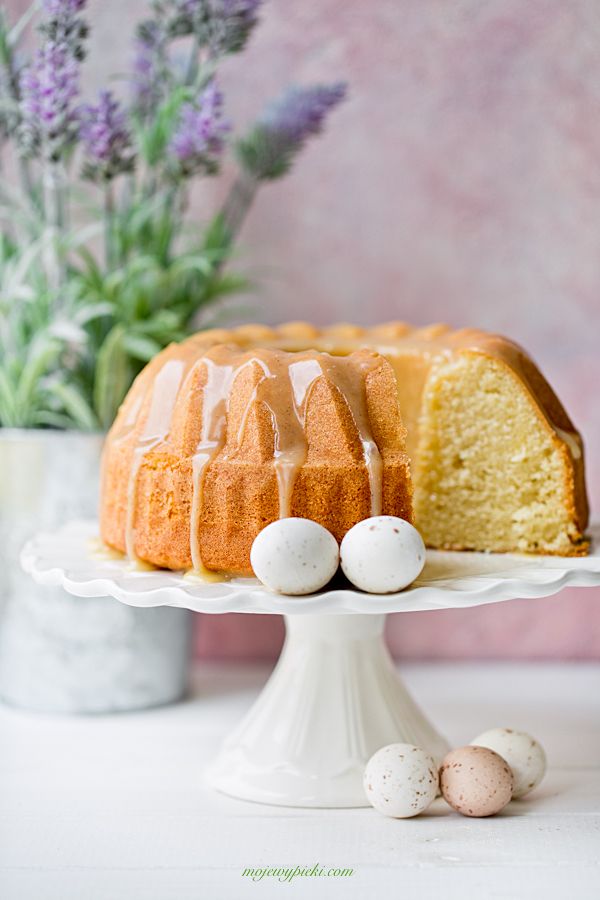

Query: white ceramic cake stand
<box><xmin>21</xmin><ymin>521</ymin><xmax>600</xmax><ymax>809</ymax></box>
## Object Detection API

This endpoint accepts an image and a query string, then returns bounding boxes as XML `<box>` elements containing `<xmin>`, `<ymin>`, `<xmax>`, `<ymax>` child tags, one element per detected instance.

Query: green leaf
<box><xmin>15</xmin><ymin>336</ymin><xmax>62</xmax><ymax>417</ymax></box>
<box><xmin>202</xmin><ymin>212</ymin><xmax>231</xmax><ymax>253</ymax></box>
<box><xmin>74</xmin><ymin>247</ymin><xmax>105</xmax><ymax>291</ymax></box>
<box><xmin>141</xmin><ymin>310</ymin><xmax>181</xmax><ymax>332</ymax></box>
<box><xmin>170</xmin><ymin>255</ymin><xmax>214</xmax><ymax>279</ymax></box>
<box><xmin>93</xmin><ymin>325</ymin><xmax>132</xmax><ymax>430</ymax></box>
<box><xmin>138</xmin><ymin>86</ymin><xmax>194</xmax><ymax>168</ymax></box>
<box><xmin>0</xmin><ymin>366</ymin><xmax>17</xmax><ymax>426</ymax></box>
<box><xmin>32</xmin><ymin>410</ymin><xmax>78</xmax><ymax>430</ymax></box>
<box><xmin>73</xmin><ymin>302</ymin><xmax>115</xmax><ymax>326</ymax></box>
<box><xmin>201</xmin><ymin>272</ymin><xmax>250</xmax><ymax>304</ymax></box>
<box><xmin>122</xmin><ymin>332</ymin><xmax>163</xmax><ymax>362</ymax></box>
<box><xmin>45</xmin><ymin>380</ymin><xmax>99</xmax><ymax>432</ymax></box>
<box><xmin>215</xmin><ymin>272</ymin><xmax>250</xmax><ymax>293</ymax></box>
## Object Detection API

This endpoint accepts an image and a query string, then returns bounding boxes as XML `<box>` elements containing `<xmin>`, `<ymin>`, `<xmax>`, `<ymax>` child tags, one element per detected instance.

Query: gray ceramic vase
<box><xmin>0</xmin><ymin>429</ymin><xmax>192</xmax><ymax>713</ymax></box>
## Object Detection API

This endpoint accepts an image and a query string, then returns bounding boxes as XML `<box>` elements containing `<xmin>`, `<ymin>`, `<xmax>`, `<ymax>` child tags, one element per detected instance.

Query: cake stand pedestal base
<box><xmin>205</xmin><ymin>613</ymin><xmax>450</xmax><ymax>808</ymax></box>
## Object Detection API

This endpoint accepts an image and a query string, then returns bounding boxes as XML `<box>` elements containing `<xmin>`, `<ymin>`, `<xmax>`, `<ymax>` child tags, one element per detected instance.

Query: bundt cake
<box><xmin>100</xmin><ymin>323</ymin><xmax>589</xmax><ymax>574</ymax></box>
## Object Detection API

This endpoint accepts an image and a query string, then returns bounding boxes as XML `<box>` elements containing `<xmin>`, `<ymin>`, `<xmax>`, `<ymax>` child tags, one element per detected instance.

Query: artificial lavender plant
<box><xmin>0</xmin><ymin>0</ymin><xmax>346</xmax><ymax>430</ymax></box>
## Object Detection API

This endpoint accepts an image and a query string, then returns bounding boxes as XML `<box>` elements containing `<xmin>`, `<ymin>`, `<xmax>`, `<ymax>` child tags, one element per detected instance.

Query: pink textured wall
<box><xmin>12</xmin><ymin>0</ymin><xmax>600</xmax><ymax>657</ymax></box>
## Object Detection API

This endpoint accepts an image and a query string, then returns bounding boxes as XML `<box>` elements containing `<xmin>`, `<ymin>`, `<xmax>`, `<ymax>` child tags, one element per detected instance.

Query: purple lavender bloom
<box><xmin>40</xmin><ymin>0</ymin><xmax>88</xmax><ymax>61</ymax></box>
<box><xmin>168</xmin><ymin>81</ymin><xmax>229</xmax><ymax>176</ymax></box>
<box><xmin>207</xmin><ymin>0</ymin><xmax>262</xmax><ymax>53</ymax></box>
<box><xmin>261</xmin><ymin>83</ymin><xmax>347</xmax><ymax>145</ymax></box>
<box><xmin>237</xmin><ymin>82</ymin><xmax>347</xmax><ymax>180</ymax></box>
<box><xmin>19</xmin><ymin>41</ymin><xmax>81</xmax><ymax>160</ymax></box>
<box><xmin>131</xmin><ymin>20</ymin><xmax>166</xmax><ymax>119</ymax></box>
<box><xmin>164</xmin><ymin>0</ymin><xmax>261</xmax><ymax>53</ymax></box>
<box><xmin>80</xmin><ymin>90</ymin><xmax>134</xmax><ymax>181</ymax></box>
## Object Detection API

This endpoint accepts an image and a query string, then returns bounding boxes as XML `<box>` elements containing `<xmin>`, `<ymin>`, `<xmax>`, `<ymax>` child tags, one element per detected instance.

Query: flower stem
<box><xmin>221</xmin><ymin>171</ymin><xmax>258</xmax><ymax>244</ymax></box>
<box><xmin>43</xmin><ymin>162</ymin><xmax>66</xmax><ymax>295</ymax></box>
<box><xmin>206</xmin><ymin>172</ymin><xmax>259</xmax><ymax>284</ymax></box>
<box><xmin>185</xmin><ymin>35</ymin><xmax>201</xmax><ymax>85</ymax></box>
<box><xmin>104</xmin><ymin>182</ymin><xmax>115</xmax><ymax>269</ymax></box>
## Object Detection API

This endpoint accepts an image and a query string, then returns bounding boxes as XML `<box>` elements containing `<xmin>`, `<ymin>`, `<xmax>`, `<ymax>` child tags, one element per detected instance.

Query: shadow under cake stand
<box><xmin>21</xmin><ymin>521</ymin><xmax>600</xmax><ymax>809</ymax></box>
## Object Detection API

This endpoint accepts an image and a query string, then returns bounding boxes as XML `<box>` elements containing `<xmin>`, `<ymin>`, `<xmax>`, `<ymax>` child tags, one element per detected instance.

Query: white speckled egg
<box><xmin>250</xmin><ymin>518</ymin><xmax>339</xmax><ymax>595</ymax></box>
<box><xmin>470</xmin><ymin>728</ymin><xmax>547</xmax><ymax>798</ymax></box>
<box><xmin>363</xmin><ymin>743</ymin><xmax>438</xmax><ymax>818</ymax></box>
<box><xmin>340</xmin><ymin>517</ymin><xmax>426</xmax><ymax>593</ymax></box>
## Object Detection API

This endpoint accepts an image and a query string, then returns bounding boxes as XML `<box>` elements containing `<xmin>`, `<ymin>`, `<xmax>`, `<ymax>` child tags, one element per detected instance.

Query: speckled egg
<box><xmin>250</xmin><ymin>518</ymin><xmax>339</xmax><ymax>595</ymax></box>
<box><xmin>363</xmin><ymin>743</ymin><xmax>439</xmax><ymax>818</ymax></box>
<box><xmin>340</xmin><ymin>517</ymin><xmax>426</xmax><ymax>593</ymax></box>
<box><xmin>470</xmin><ymin>728</ymin><xmax>547</xmax><ymax>799</ymax></box>
<box><xmin>440</xmin><ymin>746</ymin><xmax>514</xmax><ymax>817</ymax></box>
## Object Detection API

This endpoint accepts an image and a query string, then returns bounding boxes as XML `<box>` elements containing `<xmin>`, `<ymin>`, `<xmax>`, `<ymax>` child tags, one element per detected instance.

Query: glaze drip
<box><xmin>189</xmin><ymin>354</ymin><xmax>237</xmax><ymax>572</ymax></box>
<box><xmin>182</xmin><ymin>345</ymin><xmax>385</xmax><ymax>570</ymax></box>
<box><xmin>124</xmin><ymin>358</ymin><xmax>185</xmax><ymax>561</ymax></box>
<box><xmin>317</xmin><ymin>353</ymin><xmax>383</xmax><ymax>517</ymax></box>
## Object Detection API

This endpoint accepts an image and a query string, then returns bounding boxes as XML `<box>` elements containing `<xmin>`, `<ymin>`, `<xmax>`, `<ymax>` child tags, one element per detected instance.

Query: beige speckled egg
<box><xmin>440</xmin><ymin>746</ymin><xmax>514</xmax><ymax>817</ymax></box>
<box><xmin>470</xmin><ymin>728</ymin><xmax>547</xmax><ymax>799</ymax></box>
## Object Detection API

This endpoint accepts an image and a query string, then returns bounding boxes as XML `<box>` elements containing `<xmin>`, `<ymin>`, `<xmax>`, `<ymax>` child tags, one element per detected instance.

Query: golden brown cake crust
<box><xmin>100</xmin><ymin>340</ymin><xmax>412</xmax><ymax>574</ymax></box>
<box><xmin>100</xmin><ymin>322</ymin><xmax>589</xmax><ymax>571</ymax></box>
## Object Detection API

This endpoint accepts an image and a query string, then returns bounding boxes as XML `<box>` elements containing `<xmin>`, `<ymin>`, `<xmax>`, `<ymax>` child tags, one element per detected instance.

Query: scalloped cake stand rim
<box><xmin>20</xmin><ymin>519</ymin><xmax>600</xmax><ymax>616</ymax></box>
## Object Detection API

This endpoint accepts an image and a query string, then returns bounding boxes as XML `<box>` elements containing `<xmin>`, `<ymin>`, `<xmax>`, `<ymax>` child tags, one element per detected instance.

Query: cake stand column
<box><xmin>206</xmin><ymin>613</ymin><xmax>450</xmax><ymax>808</ymax></box>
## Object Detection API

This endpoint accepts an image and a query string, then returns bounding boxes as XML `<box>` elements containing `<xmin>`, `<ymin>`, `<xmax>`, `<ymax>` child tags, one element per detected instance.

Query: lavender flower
<box><xmin>80</xmin><ymin>90</ymin><xmax>134</xmax><ymax>181</ymax></box>
<box><xmin>160</xmin><ymin>0</ymin><xmax>201</xmax><ymax>36</ymax></box>
<box><xmin>262</xmin><ymin>83</ymin><xmax>348</xmax><ymax>145</ymax></box>
<box><xmin>40</xmin><ymin>0</ymin><xmax>88</xmax><ymax>62</ymax></box>
<box><xmin>161</xmin><ymin>0</ymin><xmax>261</xmax><ymax>54</ymax></box>
<box><xmin>205</xmin><ymin>0</ymin><xmax>262</xmax><ymax>54</ymax></box>
<box><xmin>237</xmin><ymin>82</ymin><xmax>347</xmax><ymax>180</ymax></box>
<box><xmin>19</xmin><ymin>41</ymin><xmax>81</xmax><ymax>161</ymax></box>
<box><xmin>131</xmin><ymin>20</ymin><xmax>167</xmax><ymax>119</ymax></box>
<box><xmin>17</xmin><ymin>0</ymin><xmax>89</xmax><ymax>159</ymax></box>
<box><xmin>168</xmin><ymin>80</ymin><xmax>229</xmax><ymax>176</ymax></box>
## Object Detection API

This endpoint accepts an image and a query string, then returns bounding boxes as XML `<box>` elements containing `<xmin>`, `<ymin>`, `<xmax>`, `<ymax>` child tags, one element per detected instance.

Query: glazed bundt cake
<box><xmin>100</xmin><ymin>323</ymin><xmax>589</xmax><ymax>574</ymax></box>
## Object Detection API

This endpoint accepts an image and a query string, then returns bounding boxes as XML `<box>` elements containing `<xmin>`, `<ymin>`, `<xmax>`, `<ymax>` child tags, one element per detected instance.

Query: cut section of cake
<box><xmin>366</xmin><ymin>324</ymin><xmax>588</xmax><ymax>556</ymax></box>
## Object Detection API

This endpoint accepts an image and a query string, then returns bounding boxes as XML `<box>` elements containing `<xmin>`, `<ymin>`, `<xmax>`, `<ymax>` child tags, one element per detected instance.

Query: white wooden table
<box><xmin>1</xmin><ymin>662</ymin><xmax>599</xmax><ymax>899</ymax></box>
